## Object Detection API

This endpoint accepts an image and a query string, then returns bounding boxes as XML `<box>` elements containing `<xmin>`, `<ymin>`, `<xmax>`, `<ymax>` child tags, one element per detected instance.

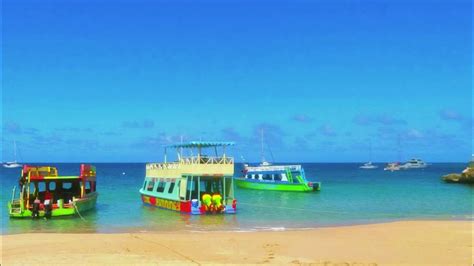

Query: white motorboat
<box><xmin>400</xmin><ymin>158</ymin><xmax>427</xmax><ymax>169</ymax></box>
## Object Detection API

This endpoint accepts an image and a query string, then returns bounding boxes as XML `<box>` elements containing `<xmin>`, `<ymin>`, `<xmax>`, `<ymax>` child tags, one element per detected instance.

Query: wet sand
<box><xmin>1</xmin><ymin>220</ymin><xmax>473</xmax><ymax>265</ymax></box>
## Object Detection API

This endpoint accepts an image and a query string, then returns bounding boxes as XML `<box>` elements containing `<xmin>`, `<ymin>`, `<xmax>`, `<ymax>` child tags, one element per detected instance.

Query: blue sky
<box><xmin>2</xmin><ymin>0</ymin><xmax>472</xmax><ymax>162</ymax></box>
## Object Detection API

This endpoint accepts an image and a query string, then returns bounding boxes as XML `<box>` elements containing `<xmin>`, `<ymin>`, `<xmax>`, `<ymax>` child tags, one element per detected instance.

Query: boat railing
<box><xmin>147</xmin><ymin>156</ymin><xmax>234</xmax><ymax>170</ymax></box>
<box><xmin>246</xmin><ymin>165</ymin><xmax>302</xmax><ymax>171</ymax></box>
<box><xmin>24</xmin><ymin>166</ymin><xmax>58</xmax><ymax>179</ymax></box>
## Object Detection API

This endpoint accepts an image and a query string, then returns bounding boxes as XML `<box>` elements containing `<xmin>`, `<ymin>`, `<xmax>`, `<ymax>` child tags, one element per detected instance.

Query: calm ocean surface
<box><xmin>1</xmin><ymin>163</ymin><xmax>473</xmax><ymax>234</ymax></box>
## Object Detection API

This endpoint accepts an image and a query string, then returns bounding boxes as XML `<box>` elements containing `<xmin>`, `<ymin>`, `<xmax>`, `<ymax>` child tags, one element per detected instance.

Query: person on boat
<box><xmin>44</xmin><ymin>190</ymin><xmax>52</xmax><ymax>218</ymax></box>
<box><xmin>211</xmin><ymin>193</ymin><xmax>223</xmax><ymax>213</ymax></box>
<box><xmin>201</xmin><ymin>193</ymin><xmax>212</xmax><ymax>212</ymax></box>
<box><xmin>32</xmin><ymin>197</ymin><xmax>41</xmax><ymax>219</ymax></box>
<box><xmin>44</xmin><ymin>190</ymin><xmax>52</xmax><ymax>202</ymax></box>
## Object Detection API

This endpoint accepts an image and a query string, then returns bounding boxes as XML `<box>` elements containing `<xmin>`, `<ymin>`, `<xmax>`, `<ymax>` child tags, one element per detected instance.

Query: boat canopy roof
<box><xmin>166</xmin><ymin>141</ymin><xmax>235</xmax><ymax>149</ymax></box>
<box><xmin>21</xmin><ymin>164</ymin><xmax>97</xmax><ymax>182</ymax></box>
<box><xmin>30</xmin><ymin>175</ymin><xmax>82</xmax><ymax>181</ymax></box>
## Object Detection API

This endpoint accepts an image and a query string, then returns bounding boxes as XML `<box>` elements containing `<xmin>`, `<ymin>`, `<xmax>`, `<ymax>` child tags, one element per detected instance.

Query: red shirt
<box><xmin>44</xmin><ymin>191</ymin><xmax>52</xmax><ymax>200</ymax></box>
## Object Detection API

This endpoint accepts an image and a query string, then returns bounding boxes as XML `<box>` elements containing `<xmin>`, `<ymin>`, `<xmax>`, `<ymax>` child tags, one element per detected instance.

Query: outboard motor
<box><xmin>310</xmin><ymin>182</ymin><xmax>321</xmax><ymax>191</ymax></box>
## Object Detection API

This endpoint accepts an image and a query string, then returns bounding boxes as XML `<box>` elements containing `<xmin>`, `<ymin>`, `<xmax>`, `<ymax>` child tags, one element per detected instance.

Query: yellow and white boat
<box><xmin>139</xmin><ymin>141</ymin><xmax>237</xmax><ymax>214</ymax></box>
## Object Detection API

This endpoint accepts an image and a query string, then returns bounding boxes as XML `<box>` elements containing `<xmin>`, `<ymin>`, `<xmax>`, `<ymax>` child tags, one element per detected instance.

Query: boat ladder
<box><xmin>10</xmin><ymin>186</ymin><xmax>23</xmax><ymax>215</ymax></box>
<box><xmin>10</xmin><ymin>199</ymin><xmax>22</xmax><ymax>214</ymax></box>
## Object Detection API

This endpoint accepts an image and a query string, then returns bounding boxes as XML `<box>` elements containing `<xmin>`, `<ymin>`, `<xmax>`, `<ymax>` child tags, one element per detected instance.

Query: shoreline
<box><xmin>2</xmin><ymin>216</ymin><xmax>473</xmax><ymax>235</ymax></box>
<box><xmin>2</xmin><ymin>220</ymin><xmax>473</xmax><ymax>265</ymax></box>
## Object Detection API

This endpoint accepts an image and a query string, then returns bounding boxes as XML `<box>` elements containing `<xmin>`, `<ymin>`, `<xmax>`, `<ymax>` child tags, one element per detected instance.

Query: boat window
<box><xmin>263</xmin><ymin>174</ymin><xmax>272</xmax><ymax>181</ymax></box>
<box><xmin>186</xmin><ymin>177</ymin><xmax>198</xmax><ymax>200</ymax></box>
<box><xmin>273</xmin><ymin>174</ymin><xmax>282</xmax><ymax>181</ymax></box>
<box><xmin>187</xmin><ymin>179</ymin><xmax>195</xmax><ymax>191</ymax></box>
<box><xmin>38</xmin><ymin>182</ymin><xmax>46</xmax><ymax>192</ymax></box>
<box><xmin>48</xmin><ymin>182</ymin><xmax>56</xmax><ymax>191</ymax></box>
<box><xmin>168</xmin><ymin>181</ymin><xmax>176</xmax><ymax>193</ymax></box>
<box><xmin>142</xmin><ymin>180</ymin><xmax>147</xmax><ymax>190</ymax></box>
<box><xmin>29</xmin><ymin>183</ymin><xmax>35</xmax><ymax>194</ymax></box>
<box><xmin>63</xmin><ymin>182</ymin><xmax>72</xmax><ymax>189</ymax></box>
<box><xmin>147</xmin><ymin>179</ymin><xmax>155</xmax><ymax>191</ymax></box>
<box><xmin>203</xmin><ymin>179</ymin><xmax>223</xmax><ymax>194</ymax></box>
<box><xmin>85</xmin><ymin>181</ymin><xmax>91</xmax><ymax>193</ymax></box>
<box><xmin>213</xmin><ymin>179</ymin><xmax>223</xmax><ymax>193</ymax></box>
<box><xmin>200</xmin><ymin>180</ymin><xmax>207</xmax><ymax>191</ymax></box>
<box><xmin>156</xmin><ymin>181</ymin><xmax>166</xmax><ymax>193</ymax></box>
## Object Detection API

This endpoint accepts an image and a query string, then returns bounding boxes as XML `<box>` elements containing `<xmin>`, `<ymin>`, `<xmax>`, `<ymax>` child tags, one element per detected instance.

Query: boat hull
<box><xmin>235</xmin><ymin>178</ymin><xmax>320</xmax><ymax>192</ymax></box>
<box><xmin>140</xmin><ymin>193</ymin><xmax>236</xmax><ymax>215</ymax></box>
<box><xmin>400</xmin><ymin>165</ymin><xmax>427</xmax><ymax>169</ymax></box>
<box><xmin>8</xmin><ymin>192</ymin><xmax>98</xmax><ymax>218</ymax></box>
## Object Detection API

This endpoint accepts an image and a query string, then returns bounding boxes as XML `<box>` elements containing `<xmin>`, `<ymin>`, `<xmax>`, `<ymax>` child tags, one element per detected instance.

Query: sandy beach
<box><xmin>1</xmin><ymin>220</ymin><xmax>472</xmax><ymax>265</ymax></box>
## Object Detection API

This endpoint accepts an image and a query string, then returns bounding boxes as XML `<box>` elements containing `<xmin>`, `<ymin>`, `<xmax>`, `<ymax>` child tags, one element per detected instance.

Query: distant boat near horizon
<box><xmin>359</xmin><ymin>162</ymin><xmax>378</xmax><ymax>169</ymax></box>
<box><xmin>359</xmin><ymin>141</ymin><xmax>378</xmax><ymax>169</ymax></box>
<box><xmin>3</xmin><ymin>162</ymin><xmax>23</xmax><ymax>168</ymax></box>
<box><xmin>384</xmin><ymin>162</ymin><xmax>401</xmax><ymax>171</ymax></box>
<box><xmin>3</xmin><ymin>140</ymin><xmax>22</xmax><ymax>168</ymax></box>
<box><xmin>399</xmin><ymin>158</ymin><xmax>428</xmax><ymax>169</ymax></box>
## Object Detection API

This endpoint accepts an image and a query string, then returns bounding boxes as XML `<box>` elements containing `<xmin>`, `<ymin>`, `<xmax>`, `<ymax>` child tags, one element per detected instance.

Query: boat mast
<box><xmin>397</xmin><ymin>134</ymin><xmax>402</xmax><ymax>162</ymax></box>
<box><xmin>260</xmin><ymin>129</ymin><xmax>266</xmax><ymax>164</ymax></box>
<box><xmin>369</xmin><ymin>140</ymin><xmax>373</xmax><ymax>163</ymax></box>
<box><xmin>13</xmin><ymin>140</ymin><xmax>17</xmax><ymax>163</ymax></box>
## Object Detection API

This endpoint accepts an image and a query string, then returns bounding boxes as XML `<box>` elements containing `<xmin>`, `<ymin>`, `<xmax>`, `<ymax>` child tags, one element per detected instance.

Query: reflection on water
<box><xmin>7</xmin><ymin>210</ymin><xmax>100</xmax><ymax>234</ymax></box>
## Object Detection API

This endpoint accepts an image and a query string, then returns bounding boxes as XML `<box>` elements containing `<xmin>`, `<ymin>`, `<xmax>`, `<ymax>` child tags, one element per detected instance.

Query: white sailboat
<box><xmin>360</xmin><ymin>162</ymin><xmax>378</xmax><ymax>169</ymax></box>
<box><xmin>3</xmin><ymin>140</ymin><xmax>22</xmax><ymax>168</ymax></box>
<box><xmin>359</xmin><ymin>141</ymin><xmax>378</xmax><ymax>169</ymax></box>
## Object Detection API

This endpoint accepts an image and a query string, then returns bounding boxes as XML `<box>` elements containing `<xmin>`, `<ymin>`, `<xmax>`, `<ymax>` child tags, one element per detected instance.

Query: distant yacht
<box><xmin>400</xmin><ymin>158</ymin><xmax>427</xmax><ymax>169</ymax></box>
<box><xmin>3</xmin><ymin>140</ymin><xmax>22</xmax><ymax>168</ymax></box>
<box><xmin>384</xmin><ymin>162</ymin><xmax>401</xmax><ymax>171</ymax></box>
<box><xmin>359</xmin><ymin>162</ymin><xmax>378</xmax><ymax>169</ymax></box>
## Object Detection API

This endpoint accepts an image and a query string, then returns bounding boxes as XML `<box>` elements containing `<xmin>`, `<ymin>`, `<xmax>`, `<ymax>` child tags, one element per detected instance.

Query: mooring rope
<box><xmin>73</xmin><ymin>202</ymin><xmax>87</xmax><ymax>222</ymax></box>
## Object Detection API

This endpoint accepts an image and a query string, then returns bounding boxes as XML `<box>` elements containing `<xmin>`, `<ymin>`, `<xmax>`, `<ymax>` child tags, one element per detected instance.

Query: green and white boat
<box><xmin>235</xmin><ymin>129</ymin><xmax>320</xmax><ymax>192</ymax></box>
<box><xmin>8</xmin><ymin>164</ymin><xmax>98</xmax><ymax>218</ymax></box>
<box><xmin>235</xmin><ymin>162</ymin><xmax>321</xmax><ymax>192</ymax></box>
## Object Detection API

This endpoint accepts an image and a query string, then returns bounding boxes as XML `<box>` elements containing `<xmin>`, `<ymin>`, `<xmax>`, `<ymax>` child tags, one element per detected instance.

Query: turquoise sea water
<box><xmin>1</xmin><ymin>163</ymin><xmax>473</xmax><ymax>234</ymax></box>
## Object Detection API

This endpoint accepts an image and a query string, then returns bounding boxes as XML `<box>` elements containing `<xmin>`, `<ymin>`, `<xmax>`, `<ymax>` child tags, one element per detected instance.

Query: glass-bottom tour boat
<box><xmin>235</xmin><ymin>162</ymin><xmax>321</xmax><ymax>192</ymax></box>
<box><xmin>140</xmin><ymin>141</ymin><xmax>237</xmax><ymax>215</ymax></box>
<box><xmin>8</xmin><ymin>164</ymin><xmax>98</xmax><ymax>218</ymax></box>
